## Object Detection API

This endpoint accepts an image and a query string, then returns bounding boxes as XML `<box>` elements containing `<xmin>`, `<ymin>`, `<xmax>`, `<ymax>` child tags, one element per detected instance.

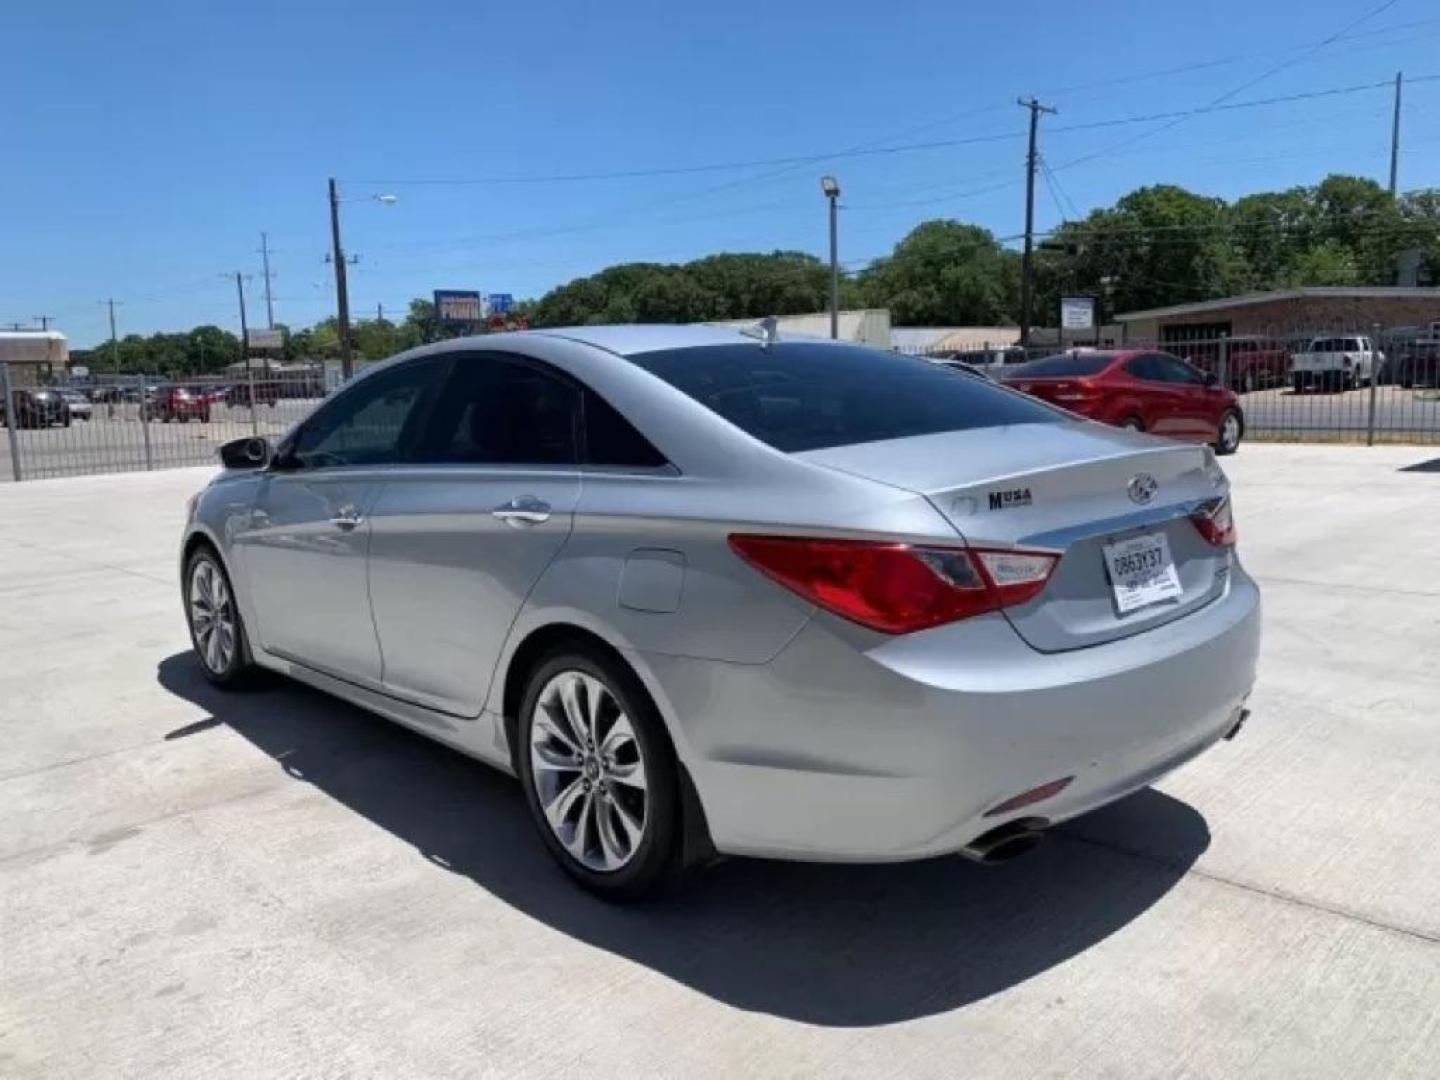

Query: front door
<box><xmin>234</xmin><ymin>356</ymin><xmax>446</xmax><ymax>684</ymax></box>
<box><xmin>366</xmin><ymin>352</ymin><xmax>585</xmax><ymax>716</ymax></box>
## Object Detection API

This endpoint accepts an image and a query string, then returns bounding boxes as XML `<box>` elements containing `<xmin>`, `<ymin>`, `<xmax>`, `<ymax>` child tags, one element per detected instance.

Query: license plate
<box><xmin>1103</xmin><ymin>531</ymin><xmax>1183</xmax><ymax>614</ymax></box>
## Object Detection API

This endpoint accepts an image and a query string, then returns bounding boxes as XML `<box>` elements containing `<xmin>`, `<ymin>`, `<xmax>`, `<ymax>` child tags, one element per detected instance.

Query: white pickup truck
<box><xmin>1290</xmin><ymin>335</ymin><xmax>1383</xmax><ymax>393</ymax></box>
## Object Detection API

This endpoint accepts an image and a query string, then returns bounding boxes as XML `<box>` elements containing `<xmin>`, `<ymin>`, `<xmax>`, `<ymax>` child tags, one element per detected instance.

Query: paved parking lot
<box><xmin>2</xmin><ymin>445</ymin><xmax>1438</xmax><ymax>1078</ymax></box>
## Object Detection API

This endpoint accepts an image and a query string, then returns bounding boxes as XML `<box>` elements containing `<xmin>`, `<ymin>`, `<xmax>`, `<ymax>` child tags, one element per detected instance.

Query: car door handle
<box><xmin>492</xmin><ymin>496</ymin><xmax>551</xmax><ymax>526</ymax></box>
<box><xmin>330</xmin><ymin>505</ymin><xmax>363</xmax><ymax>530</ymax></box>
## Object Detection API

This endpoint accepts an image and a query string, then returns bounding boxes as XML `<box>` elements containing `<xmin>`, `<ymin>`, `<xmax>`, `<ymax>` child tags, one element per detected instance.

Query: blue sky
<box><xmin>3</xmin><ymin>0</ymin><xmax>1438</xmax><ymax>346</ymax></box>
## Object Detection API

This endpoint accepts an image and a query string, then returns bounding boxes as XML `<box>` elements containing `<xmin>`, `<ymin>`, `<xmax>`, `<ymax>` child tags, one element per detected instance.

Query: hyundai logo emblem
<box><xmin>1127</xmin><ymin>473</ymin><xmax>1158</xmax><ymax>505</ymax></box>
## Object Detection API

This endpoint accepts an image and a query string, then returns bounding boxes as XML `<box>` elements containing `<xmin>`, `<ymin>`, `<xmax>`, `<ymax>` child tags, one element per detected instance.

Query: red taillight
<box><xmin>1051</xmin><ymin>378</ymin><xmax>1098</xmax><ymax>403</ymax></box>
<box><xmin>1190</xmin><ymin>496</ymin><xmax>1236</xmax><ymax>547</ymax></box>
<box><xmin>727</xmin><ymin>535</ymin><xmax>1058</xmax><ymax>634</ymax></box>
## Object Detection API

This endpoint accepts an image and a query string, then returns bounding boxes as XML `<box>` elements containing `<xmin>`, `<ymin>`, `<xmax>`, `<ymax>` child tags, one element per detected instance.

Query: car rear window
<box><xmin>1003</xmin><ymin>353</ymin><xmax>1116</xmax><ymax>378</ymax></box>
<box><xmin>627</xmin><ymin>342</ymin><xmax>1062</xmax><ymax>453</ymax></box>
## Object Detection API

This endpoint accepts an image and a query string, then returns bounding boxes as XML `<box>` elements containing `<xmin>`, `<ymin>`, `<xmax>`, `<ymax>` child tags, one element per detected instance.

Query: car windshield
<box><xmin>628</xmin><ymin>342</ymin><xmax>1062</xmax><ymax>453</ymax></box>
<box><xmin>1004</xmin><ymin>353</ymin><xmax>1116</xmax><ymax>378</ymax></box>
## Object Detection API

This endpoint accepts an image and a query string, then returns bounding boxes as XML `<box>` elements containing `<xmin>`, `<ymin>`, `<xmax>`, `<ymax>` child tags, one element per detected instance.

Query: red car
<box><xmin>143</xmin><ymin>386</ymin><xmax>212</xmax><ymax>423</ymax></box>
<box><xmin>1001</xmin><ymin>350</ymin><xmax>1244</xmax><ymax>454</ymax></box>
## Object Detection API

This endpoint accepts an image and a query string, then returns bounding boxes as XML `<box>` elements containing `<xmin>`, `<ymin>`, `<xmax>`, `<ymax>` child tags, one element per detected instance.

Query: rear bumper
<box><xmin>641</xmin><ymin>565</ymin><xmax>1260</xmax><ymax>862</ymax></box>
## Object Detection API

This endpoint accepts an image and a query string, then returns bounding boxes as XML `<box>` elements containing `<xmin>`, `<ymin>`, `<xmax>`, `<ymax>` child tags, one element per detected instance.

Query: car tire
<box><xmin>516</xmin><ymin>648</ymin><xmax>682</xmax><ymax>900</ymax></box>
<box><xmin>1215</xmin><ymin>409</ymin><xmax>1243</xmax><ymax>456</ymax></box>
<box><xmin>1120</xmin><ymin>415</ymin><xmax>1145</xmax><ymax>432</ymax></box>
<box><xmin>1291</xmin><ymin>374</ymin><xmax>1303</xmax><ymax>394</ymax></box>
<box><xmin>183</xmin><ymin>546</ymin><xmax>254</xmax><ymax>688</ymax></box>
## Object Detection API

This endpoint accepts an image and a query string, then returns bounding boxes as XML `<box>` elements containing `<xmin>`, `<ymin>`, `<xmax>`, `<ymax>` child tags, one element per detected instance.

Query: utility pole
<box><xmin>102</xmin><ymin>299</ymin><xmax>121</xmax><ymax>375</ymax></box>
<box><xmin>1018</xmin><ymin>97</ymin><xmax>1056</xmax><ymax>346</ymax></box>
<box><xmin>1388</xmin><ymin>71</ymin><xmax>1403</xmax><ymax>196</ymax></box>
<box><xmin>328</xmin><ymin>177</ymin><xmax>355</xmax><ymax>379</ymax></box>
<box><xmin>376</xmin><ymin>302</ymin><xmax>384</xmax><ymax>323</ymax></box>
<box><xmin>34</xmin><ymin>315</ymin><xmax>54</xmax><ymax>331</ymax></box>
<box><xmin>233</xmin><ymin>273</ymin><xmax>251</xmax><ymax>378</ymax></box>
<box><xmin>821</xmin><ymin>176</ymin><xmax>841</xmax><ymax>339</ymax></box>
<box><xmin>258</xmin><ymin>232</ymin><xmax>276</xmax><ymax>329</ymax></box>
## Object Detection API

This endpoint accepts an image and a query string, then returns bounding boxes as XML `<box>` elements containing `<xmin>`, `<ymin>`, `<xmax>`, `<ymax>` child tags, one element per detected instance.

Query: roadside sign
<box><xmin>434</xmin><ymin>290</ymin><xmax>483</xmax><ymax>323</ymax></box>
<box><xmin>246</xmin><ymin>328</ymin><xmax>284</xmax><ymax>350</ymax></box>
<box><xmin>487</xmin><ymin>293</ymin><xmax>514</xmax><ymax>315</ymax></box>
<box><xmin>1060</xmin><ymin>296</ymin><xmax>1095</xmax><ymax>331</ymax></box>
<box><xmin>70</xmin><ymin>365</ymin><xmax>90</xmax><ymax>378</ymax></box>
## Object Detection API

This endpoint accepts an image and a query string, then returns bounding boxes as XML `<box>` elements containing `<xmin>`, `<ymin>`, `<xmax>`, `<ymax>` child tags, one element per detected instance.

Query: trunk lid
<box><xmin>795</xmin><ymin>421</ymin><xmax>1230</xmax><ymax>652</ymax></box>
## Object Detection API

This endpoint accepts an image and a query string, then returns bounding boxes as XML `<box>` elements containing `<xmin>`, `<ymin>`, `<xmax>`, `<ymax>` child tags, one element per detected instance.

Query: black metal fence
<box><xmin>6</xmin><ymin>327</ymin><xmax>1440</xmax><ymax>482</ymax></box>
<box><xmin>0</xmin><ymin>366</ymin><xmax>327</xmax><ymax>482</ymax></box>
<box><xmin>906</xmin><ymin>325</ymin><xmax>1440</xmax><ymax>446</ymax></box>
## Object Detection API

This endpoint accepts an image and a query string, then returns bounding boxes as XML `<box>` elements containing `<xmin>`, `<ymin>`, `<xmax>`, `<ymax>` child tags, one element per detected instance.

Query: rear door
<box><xmin>364</xmin><ymin>352</ymin><xmax>583</xmax><ymax>717</ymax></box>
<box><xmin>1152</xmin><ymin>353</ymin><xmax>1216</xmax><ymax>440</ymax></box>
<box><xmin>1123</xmin><ymin>354</ymin><xmax>1187</xmax><ymax>435</ymax></box>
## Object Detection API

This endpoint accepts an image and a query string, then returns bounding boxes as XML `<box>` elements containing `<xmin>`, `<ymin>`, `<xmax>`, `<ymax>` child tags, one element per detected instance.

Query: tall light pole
<box><xmin>821</xmin><ymin>175</ymin><xmax>841</xmax><ymax>339</ymax></box>
<box><xmin>258</xmin><ymin>232</ymin><xmax>276</xmax><ymax>329</ymax></box>
<box><xmin>327</xmin><ymin>178</ymin><xmax>354</xmax><ymax>380</ymax></box>
<box><xmin>1388</xmin><ymin>71</ymin><xmax>1403</xmax><ymax>196</ymax></box>
<box><xmin>232</xmin><ymin>273</ymin><xmax>251</xmax><ymax>378</ymax></box>
<box><xmin>327</xmin><ymin>182</ymin><xmax>396</xmax><ymax>380</ymax></box>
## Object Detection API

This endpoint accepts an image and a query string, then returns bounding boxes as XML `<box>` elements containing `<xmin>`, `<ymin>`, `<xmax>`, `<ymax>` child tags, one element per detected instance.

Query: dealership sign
<box><xmin>1060</xmin><ymin>296</ymin><xmax>1095</xmax><ymax>330</ymax></box>
<box><xmin>246</xmin><ymin>328</ymin><xmax>284</xmax><ymax>350</ymax></box>
<box><xmin>434</xmin><ymin>290</ymin><xmax>483</xmax><ymax>323</ymax></box>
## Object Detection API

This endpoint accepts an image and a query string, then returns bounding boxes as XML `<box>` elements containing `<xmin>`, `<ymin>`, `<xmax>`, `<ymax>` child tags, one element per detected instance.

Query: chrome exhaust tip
<box><xmin>961</xmin><ymin>818</ymin><xmax>1049</xmax><ymax>865</ymax></box>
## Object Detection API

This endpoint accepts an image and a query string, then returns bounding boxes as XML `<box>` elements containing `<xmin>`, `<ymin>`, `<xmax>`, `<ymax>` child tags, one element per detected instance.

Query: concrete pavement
<box><xmin>2</xmin><ymin>446</ymin><xmax>1439</xmax><ymax>1078</ymax></box>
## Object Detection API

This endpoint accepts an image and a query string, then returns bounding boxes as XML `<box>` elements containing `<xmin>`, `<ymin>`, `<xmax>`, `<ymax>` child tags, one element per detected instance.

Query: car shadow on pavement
<box><xmin>157</xmin><ymin>652</ymin><xmax>1209</xmax><ymax>1028</ymax></box>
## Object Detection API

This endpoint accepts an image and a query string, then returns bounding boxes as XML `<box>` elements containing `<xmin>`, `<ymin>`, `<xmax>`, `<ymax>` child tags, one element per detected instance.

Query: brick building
<box><xmin>1116</xmin><ymin>287</ymin><xmax>1440</xmax><ymax>344</ymax></box>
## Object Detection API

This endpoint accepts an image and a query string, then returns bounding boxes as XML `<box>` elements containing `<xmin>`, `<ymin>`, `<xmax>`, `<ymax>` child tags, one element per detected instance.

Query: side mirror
<box><xmin>219</xmin><ymin>436</ymin><xmax>271</xmax><ymax>470</ymax></box>
<box><xmin>1203</xmin><ymin>372</ymin><xmax>1220</xmax><ymax>387</ymax></box>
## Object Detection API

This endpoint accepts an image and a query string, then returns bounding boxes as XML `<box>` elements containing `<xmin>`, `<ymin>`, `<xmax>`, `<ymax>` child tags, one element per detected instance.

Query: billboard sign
<box><xmin>1060</xmin><ymin>296</ymin><xmax>1095</xmax><ymax>331</ymax></box>
<box><xmin>434</xmin><ymin>289</ymin><xmax>483</xmax><ymax>323</ymax></box>
<box><xmin>487</xmin><ymin>292</ymin><xmax>514</xmax><ymax>315</ymax></box>
<box><xmin>247</xmin><ymin>328</ymin><xmax>284</xmax><ymax>350</ymax></box>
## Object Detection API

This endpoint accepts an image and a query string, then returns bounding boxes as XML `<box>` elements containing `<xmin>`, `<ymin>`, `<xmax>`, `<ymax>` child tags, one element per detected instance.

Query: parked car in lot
<box><xmin>1001</xmin><ymin>350</ymin><xmax>1245</xmax><ymax>454</ymax></box>
<box><xmin>1391</xmin><ymin>338</ymin><xmax>1440</xmax><ymax>389</ymax></box>
<box><xmin>181</xmin><ymin>326</ymin><xmax>1260</xmax><ymax>897</ymax></box>
<box><xmin>226</xmin><ymin>379</ymin><xmax>280</xmax><ymax>408</ymax></box>
<box><xmin>54</xmin><ymin>388</ymin><xmax>93</xmax><ymax>420</ymax></box>
<box><xmin>143</xmin><ymin>386</ymin><xmax>211</xmax><ymax>423</ymax></box>
<box><xmin>1290</xmin><ymin>335</ymin><xmax>1382</xmax><ymax>392</ymax></box>
<box><xmin>1</xmin><ymin>388</ymin><xmax>71</xmax><ymax>428</ymax></box>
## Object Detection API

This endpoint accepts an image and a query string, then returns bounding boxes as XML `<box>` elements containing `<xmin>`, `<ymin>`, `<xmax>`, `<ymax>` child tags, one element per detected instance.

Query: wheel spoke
<box><xmin>559</xmin><ymin>675</ymin><xmax>590</xmax><ymax>745</ymax></box>
<box><xmin>600</xmin><ymin>712</ymin><xmax>636</xmax><ymax>761</ymax></box>
<box><xmin>205</xmin><ymin>625</ymin><xmax>223</xmax><ymax>670</ymax></box>
<box><xmin>564</xmin><ymin>788</ymin><xmax>596</xmax><ymax>862</ymax></box>
<box><xmin>594</xmin><ymin>798</ymin><xmax>628</xmax><ymax>869</ymax></box>
<box><xmin>607</xmin><ymin>787</ymin><xmax>645</xmax><ymax>846</ymax></box>
<box><xmin>543</xmin><ymin>773</ymin><xmax>587</xmax><ymax>832</ymax></box>
<box><xmin>533</xmin><ymin>709</ymin><xmax>583</xmax><ymax>765</ymax></box>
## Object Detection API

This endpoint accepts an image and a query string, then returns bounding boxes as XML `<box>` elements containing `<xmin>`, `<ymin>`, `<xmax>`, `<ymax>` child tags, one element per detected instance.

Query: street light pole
<box><xmin>259</xmin><ymin>231</ymin><xmax>276</xmax><ymax>329</ymax></box>
<box><xmin>328</xmin><ymin>177</ymin><xmax>354</xmax><ymax>380</ymax></box>
<box><xmin>821</xmin><ymin>176</ymin><xmax>841</xmax><ymax>339</ymax></box>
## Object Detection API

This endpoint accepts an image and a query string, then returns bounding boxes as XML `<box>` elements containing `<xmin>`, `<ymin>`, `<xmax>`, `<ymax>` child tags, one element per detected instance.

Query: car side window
<box><xmin>1126</xmin><ymin>355</ymin><xmax>1164</xmax><ymax>382</ymax></box>
<box><xmin>417</xmin><ymin>355</ymin><xmax>581</xmax><ymax>466</ymax></box>
<box><xmin>582</xmin><ymin>390</ymin><xmax>667</xmax><ymax>468</ymax></box>
<box><xmin>290</xmin><ymin>359</ymin><xmax>441</xmax><ymax>469</ymax></box>
<box><xmin>1156</xmin><ymin>355</ymin><xmax>1203</xmax><ymax>384</ymax></box>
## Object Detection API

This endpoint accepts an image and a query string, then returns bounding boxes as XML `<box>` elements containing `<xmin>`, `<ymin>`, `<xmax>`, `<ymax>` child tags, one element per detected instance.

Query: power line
<box><xmin>1050</xmin><ymin>0</ymin><xmax>1408</xmax><ymax>174</ymax></box>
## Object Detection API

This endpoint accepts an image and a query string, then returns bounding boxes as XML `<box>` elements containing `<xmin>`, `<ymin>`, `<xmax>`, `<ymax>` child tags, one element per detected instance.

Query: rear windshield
<box><xmin>1004</xmin><ymin>353</ymin><xmax>1116</xmax><ymax>378</ymax></box>
<box><xmin>628</xmin><ymin>342</ymin><xmax>1062</xmax><ymax>453</ymax></box>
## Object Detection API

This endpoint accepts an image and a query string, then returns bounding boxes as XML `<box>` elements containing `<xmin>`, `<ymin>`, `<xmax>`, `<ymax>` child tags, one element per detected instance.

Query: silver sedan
<box><xmin>181</xmin><ymin>324</ymin><xmax>1260</xmax><ymax>897</ymax></box>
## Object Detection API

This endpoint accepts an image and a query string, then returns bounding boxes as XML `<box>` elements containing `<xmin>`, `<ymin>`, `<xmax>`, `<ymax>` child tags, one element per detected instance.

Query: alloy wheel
<box><xmin>529</xmin><ymin>670</ymin><xmax>649</xmax><ymax>872</ymax></box>
<box><xmin>1221</xmin><ymin>412</ymin><xmax>1242</xmax><ymax>452</ymax></box>
<box><xmin>189</xmin><ymin>558</ymin><xmax>237</xmax><ymax>675</ymax></box>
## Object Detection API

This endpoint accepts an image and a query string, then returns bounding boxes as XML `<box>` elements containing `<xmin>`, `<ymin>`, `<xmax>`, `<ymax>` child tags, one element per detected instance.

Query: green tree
<box><xmin>858</xmin><ymin>221</ymin><xmax>1018</xmax><ymax>325</ymax></box>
